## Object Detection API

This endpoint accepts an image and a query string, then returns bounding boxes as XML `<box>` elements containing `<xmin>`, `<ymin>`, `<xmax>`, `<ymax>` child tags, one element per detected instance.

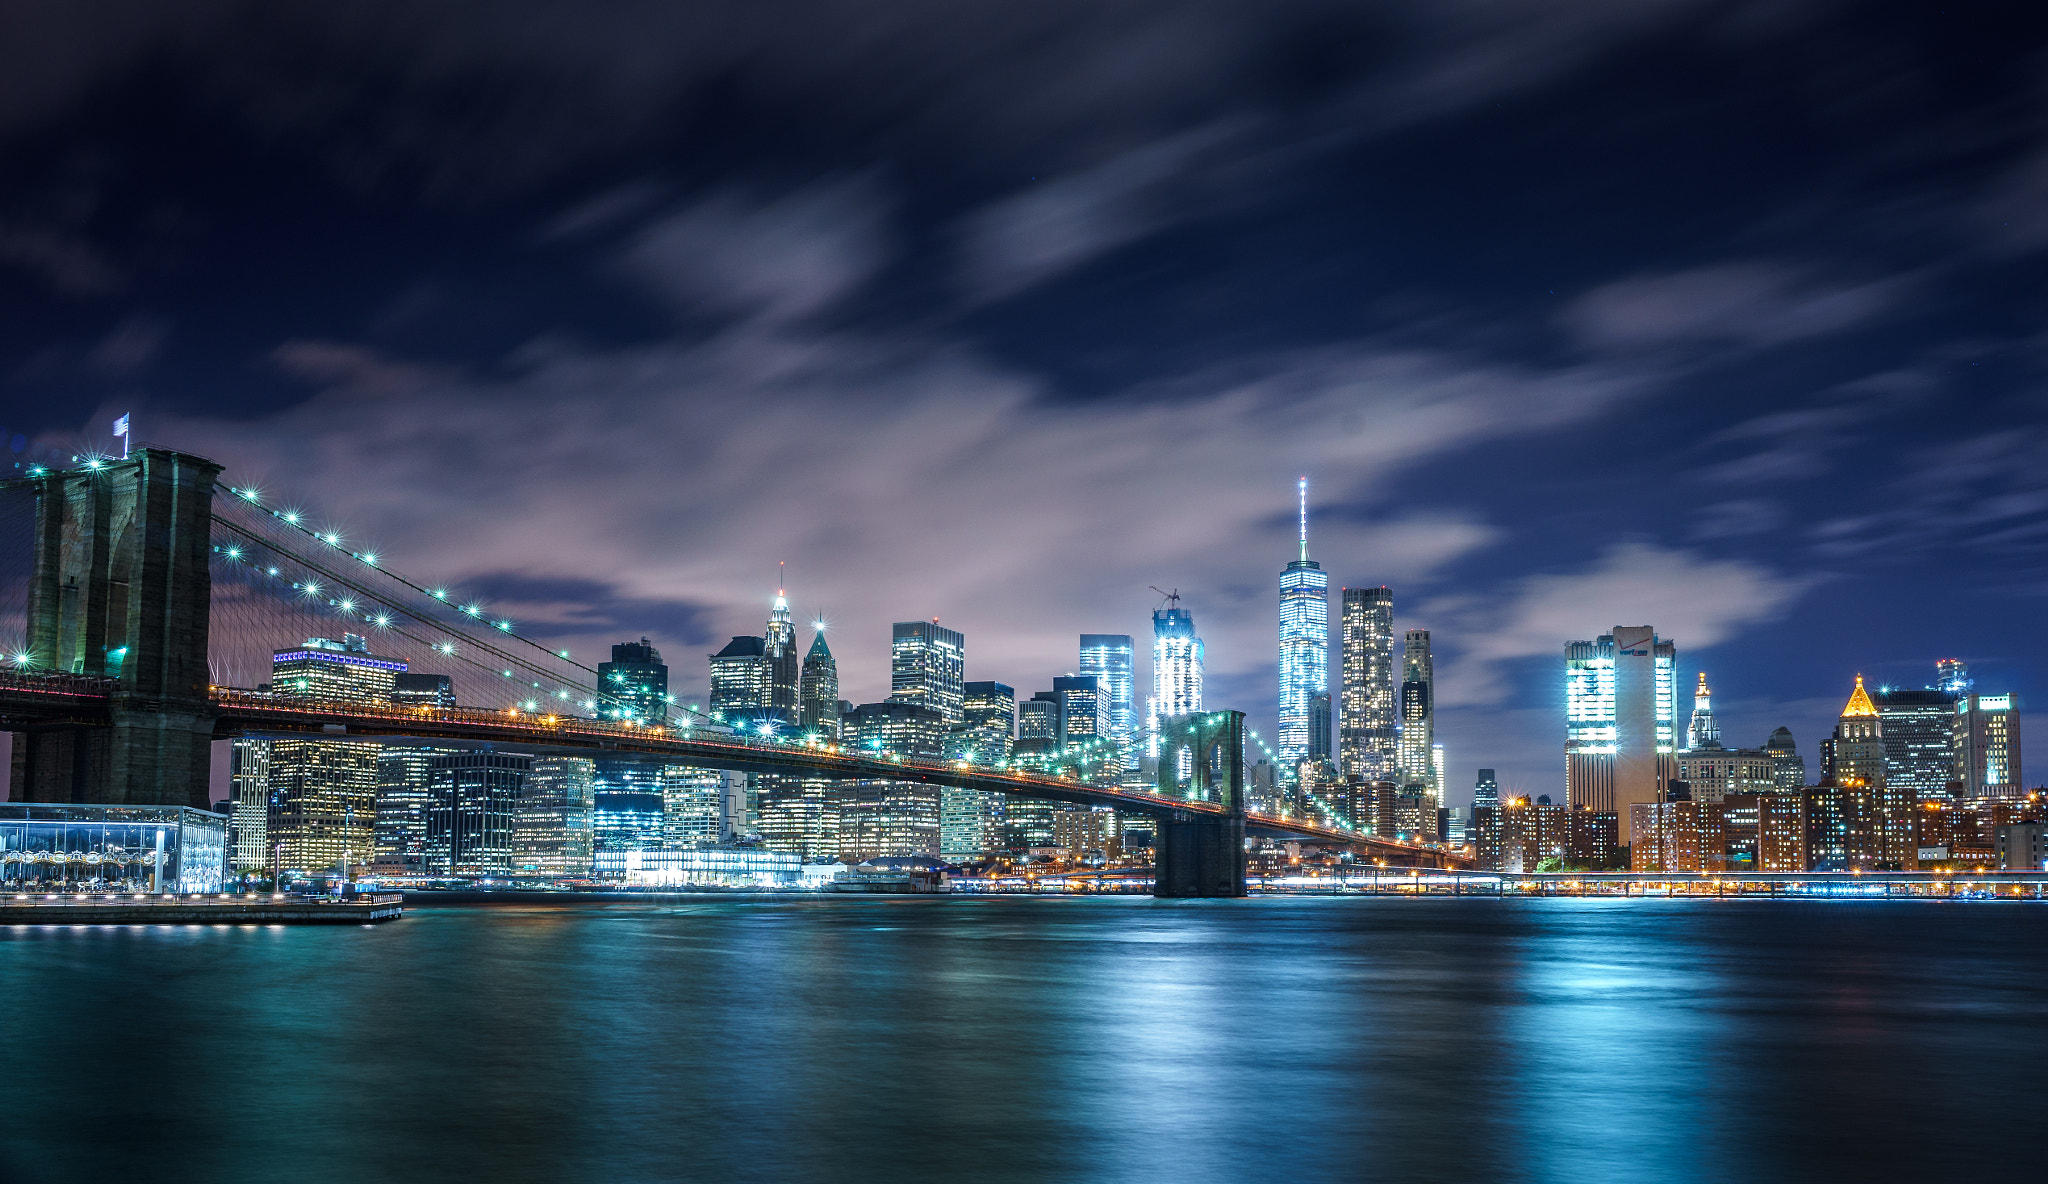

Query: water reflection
<box><xmin>2</xmin><ymin>897</ymin><xmax>2044</xmax><ymax>1184</ymax></box>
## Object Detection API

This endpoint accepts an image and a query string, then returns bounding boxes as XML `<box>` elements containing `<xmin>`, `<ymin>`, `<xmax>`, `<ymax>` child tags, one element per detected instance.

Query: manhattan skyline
<box><xmin>1</xmin><ymin>4</ymin><xmax>2045</xmax><ymax>796</ymax></box>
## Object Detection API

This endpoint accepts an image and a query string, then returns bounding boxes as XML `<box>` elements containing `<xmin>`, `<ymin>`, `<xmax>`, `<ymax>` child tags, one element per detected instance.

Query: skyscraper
<box><xmin>1277</xmin><ymin>478</ymin><xmax>1329</xmax><ymax>775</ymax></box>
<box><xmin>1813</xmin><ymin>676</ymin><xmax>1912</xmax><ymax>870</ymax></box>
<box><xmin>599</xmin><ymin>639</ymin><xmax>668</xmax><ymax>722</ymax></box>
<box><xmin>229</xmin><ymin>737</ymin><xmax>271</xmax><ymax>872</ymax></box>
<box><xmin>763</xmin><ymin>582</ymin><xmax>799</xmax><ymax>725</ymax></box>
<box><xmin>514</xmin><ymin>756</ymin><xmax>595</xmax><ymax>878</ymax></box>
<box><xmin>799</xmin><ymin>627</ymin><xmax>840</xmax><ymax>736</ymax></box>
<box><xmin>942</xmin><ymin>682</ymin><xmax>1015</xmax><ymax>862</ymax></box>
<box><xmin>1079</xmin><ymin>635</ymin><xmax>1137</xmax><ymax>780</ymax></box>
<box><xmin>1397</xmin><ymin>629</ymin><xmax>1434</xmax><ymax>785</ymax></box>
<box><xmin>1686</xmin><ymin>673</ymin><xmax>1721</xmax><ymax>750</ymax></box>
<box><xmin>424</xmin><ymin>751</ymin><xmax>529</xmax><ymax>877</ymax></box>
<box><xmin>272</xmin><ymin>633</ymin><xmax>404</xmax><ymax>703</ymax></box>
<box><xmin>889</xmin><ymin>620</ymin><xmax>966</xmax><ymax>724</ymax></box>
<box><xmin>708</xmin><ymin>635</ymin><xmax>769</xmax><ymax>725</ymax></box>
<box><xmin>1339</xmin><ymin>586</ymin><xmax>1396</xmax><ymax>783</ymax></box>
<box><xmin>1955</xmin><ymin>692</ymin><xmax>2023</xmax><ymax>799</ymax></box>
<box><xmin>1473</xmin><ymin>769</ymin><xmax>1499</xmax><ymax>809</ymax></box>
<box><xmin>1874</xmin><ymin>679</ymin><xmax>1959</xmax><ymax>803</ymax></box>
<box><xmin>268</xmin><ymin>736</ymin><xmax>380</xmax><ymax>877</ymax></box>
<box><xmin>372</xmin><ymin>744</ymin><xmax>458</xmax><ymax>877</ymax></box>
<box><xmin>1565</xmin><ymin>626</ymin><xmax>1677</xmax><ymax>834</ymax></box>
<box><xmin>1147</xmin><ymin>594</ymin><xmax>1203</xmax><ymax>758</ymax></box>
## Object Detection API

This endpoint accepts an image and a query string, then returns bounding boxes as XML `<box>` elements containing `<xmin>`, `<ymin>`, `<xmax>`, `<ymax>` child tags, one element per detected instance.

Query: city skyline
<box><xmin>4</xmin><ymin>4</ymin><xmax>2045</xmax><ymax>800</ymax></box>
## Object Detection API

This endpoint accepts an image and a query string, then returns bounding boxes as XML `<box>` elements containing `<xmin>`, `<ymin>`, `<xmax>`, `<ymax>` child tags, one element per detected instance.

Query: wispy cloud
<box><xmin>1563</xmin><ymin>261</ymin><xmax>1906</xmax><ymax>352</ymax></box>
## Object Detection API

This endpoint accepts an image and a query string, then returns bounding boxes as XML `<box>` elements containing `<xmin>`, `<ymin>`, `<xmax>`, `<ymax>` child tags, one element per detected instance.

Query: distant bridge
<box><xmin>0</xmin><ymin>448</ymin><xmax>1468</xmax><ymax>892</ymax></box>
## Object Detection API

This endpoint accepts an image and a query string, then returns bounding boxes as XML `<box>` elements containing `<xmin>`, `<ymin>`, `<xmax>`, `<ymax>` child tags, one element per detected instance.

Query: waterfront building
<box><xmin>592</xmin><ymin>789</ymin><xmax>666</xmax><ymax>852</ymax></box>
<box><xmin>1954</xmin><ymin>692</ymin><xmax>2023</xmax><ymax>799</ymax></box>
<box><xmin>1432</xmin><ymin>741</ymin><xmax>1446</xmax><ymax>804</ymax></box>
<box><xmin>1564</xmin><ymin>626</ymin><xmax>1677</xmax><ymax>836</ymax></box>
<box><xmin>1277</xmin><ymin>479</ymin><xmax>1330</xmax><ymax>775</ymax></box>
<box><xmin>0</xmin><ymin>804</ymin><xmax>227</xmax><ymax>892</ymax></box>
<box><xmin>1765</xmin><ymin>727</ymin><xmax>1807</xmax><ymax>790</ymax></box>
<box><xmin>1482</xmin><ymin>795</ymin><xmax>1567</xmax><ymax>872</ymax></box>
<box><xmin>757</xmin><ymin>776</ymin><xmax>840</xmax><ymax>863</ymax></box>
<box><xmin>229</xmin><ymin>737</ymin><xmax>271</xmax><ymax>872</ymax></box>
<box><xmin>1875</xmin><ymin>680</ymin><xmax>1960</xmax><ymax>803</ymax></box>
<box><xmin>1339</xmin><ymin>586</ymin><xmax>1397</xmax><ymax>783</ymax></box>
<box><xmin>1567</xmin><ymin>808</ymin><xmax>1620</xmax><ymax>869</ymax></box>
<box><xmin>840</xmin><ymin>701</ymin><xmax>946</xmax><ymax>860</ymax></box>
<box><xmin>1473</xmin><ymin>769</ymin><xmax>1499</xmax><ymax>809</ymax></box>
<box><xmin>799</xmin><ymin>628</ymin><xmax>840</xmax><ymax>737</ymax></box>
<box><xmin>593</xmin><ymin>846</ymin><xmax>803</xmax><ymax>887</ymax></box>
<box><xmin>1147</xmin><ymin>595</ymin><xmax>1203</xmax><ymax>758</ymax></box>
<box><xmin>514</xmin><ymin>756</ymin><xmax>595</xmax><ymax>877</ymax></box>
<box><xmin>423</xmin><ymin>751</ymin><xmax>528</xmax><ymax>877</ymax></box>
<box><xmin>661</xmin><ymin>766</ymin><xmax>728</xmax><ymax>848</ymax></box>
<box><xmin>1079</xmin><ymin>635</ymin><xmax>1138</xmax><ymax>781</ymax></box>
<box><xmin>372</xmin><ymin>744</ymin><xmax>458</xmax><ymax>876</ymax></box>
<box><xmin>939</xmin><ymin>784</ymin><xmax>1006</xmax><ymax>864</ymax></box>
<box><xmin>1757</xmin><ymin>791</ymin><xmax>1809</xmax><ymax>871</ymax></box>
<box><xmin>598</xmin><ymin>639</ymin><xmax>668</xmax><ymax>722</ymax></box>
<box><xmin>272</xmin><ymin>633</ymin><xmax>404</xmax><ymax>703</ymax></box>
<box><xmin>267</xmin><ymin>737</ymin><xmax>380</xmax><ymax>877</ymax></box>
<box><xmin>889</xmin><ymin>620</ymin><xmax>966</xmax><ymax>724</ymax></box>
<box><xmin>393</xmin><ymin>672</ymin><xmax>455</xmax><ymax>709</ymax></box>
<box><xmin>708</xmin><ymin>635</ymin><xmax>769</xmax><ymax>726</ymax></box>
<box><xmin>1997</xmin><ymin>822</ymin><xmax>2047</xmax><ymax>871</ymax></box>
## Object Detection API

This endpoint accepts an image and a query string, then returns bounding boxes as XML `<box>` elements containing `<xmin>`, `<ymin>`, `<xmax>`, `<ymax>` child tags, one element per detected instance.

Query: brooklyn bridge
<box><xmin>0</xmin><ymin>447</ymin><xmax>1465</xmax><ymax>895</ymax></box>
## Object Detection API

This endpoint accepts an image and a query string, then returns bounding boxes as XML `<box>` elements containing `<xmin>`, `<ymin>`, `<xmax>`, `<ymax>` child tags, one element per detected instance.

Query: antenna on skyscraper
<box><xmin>1298</xmin><ymin>476</ymin><xmax>1309</xmax><ymax>562</ymax></box>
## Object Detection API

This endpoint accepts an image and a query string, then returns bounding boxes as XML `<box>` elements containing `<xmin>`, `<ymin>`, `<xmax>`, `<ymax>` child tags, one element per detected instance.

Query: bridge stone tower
<box><xmin>14</xmin><ymin>448</ymin><xmax>222</xmax><ymax>806</ymax></box>
<box><xmin>1152</xmin><ymin>710</ymin><xmax>1248</xmax><ymax>897</ymax></box>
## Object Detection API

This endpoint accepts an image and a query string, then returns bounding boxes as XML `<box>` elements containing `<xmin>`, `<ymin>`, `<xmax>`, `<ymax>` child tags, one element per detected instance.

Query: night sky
<box><xmin>2</xmin><ymin>2</ymin><xmax>2045</xmax><ymax>801</ymax></box>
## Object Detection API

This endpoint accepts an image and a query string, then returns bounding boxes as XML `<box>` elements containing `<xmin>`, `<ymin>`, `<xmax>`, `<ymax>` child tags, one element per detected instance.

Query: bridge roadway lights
<box><xmin>1154</xmin><ymin>811</ymin><xmax>1248</xmax><ymax>898</ymax></box>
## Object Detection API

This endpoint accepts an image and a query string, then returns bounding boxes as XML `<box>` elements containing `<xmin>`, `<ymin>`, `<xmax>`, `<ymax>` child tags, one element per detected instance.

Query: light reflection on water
<box><xmin>3</xmin><ymin>896</ymin><xmax>2044</xmax><ymax>1184</ymax></box>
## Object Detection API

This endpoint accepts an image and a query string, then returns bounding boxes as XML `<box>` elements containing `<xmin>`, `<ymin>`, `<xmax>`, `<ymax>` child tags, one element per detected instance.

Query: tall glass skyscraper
<box><xmin>1397</xmin><ymin>629</ymin><xmax>1434</xmax><ymax>786</ymax></box>
<box><xmin>889</xmin><ymin>620</ymin><xmax>966</xmax><ymax>724</ymax></box>
<box><xmin>1564</xmin><ymin>626</ymin><xmax>1677</xmax><ymax>829</ymax></box>
<box><xmin>1079</xmin><ymin>635</ymin><xmax>1137</xmax><ymax>779</ymax></box>
<box><xmin>1339</xmin><ymin>586</ymin><xmax>1396</xmax><ymax>782</ymax></box>
<box><xmin>1146</xmin><ymin>595</ymin><xmax>1203</xmax><ymax>758</ymax></box>
<box><xmin>1277</xmin><ymin>478</ymin><xmax>1329</xmax><ymax>776</ymax></box>
<box><xmin>799</xmin><ymin>628</ymin><xmax>840</xmax><ymax>736</ymax></box>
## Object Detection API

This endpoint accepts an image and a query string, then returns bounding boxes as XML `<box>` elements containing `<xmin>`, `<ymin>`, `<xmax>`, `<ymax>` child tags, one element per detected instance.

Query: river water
<box><xmin>3</xmin><ymin>896</ymin><xmax>2044</xmax><ymax>1183</ymax></box>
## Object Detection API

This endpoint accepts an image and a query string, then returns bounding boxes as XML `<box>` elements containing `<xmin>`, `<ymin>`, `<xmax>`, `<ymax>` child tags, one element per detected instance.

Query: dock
<box><xmin>0</xmin><ymin>892</ymin><xmax>405</xmax><ymax>924</ymax></box>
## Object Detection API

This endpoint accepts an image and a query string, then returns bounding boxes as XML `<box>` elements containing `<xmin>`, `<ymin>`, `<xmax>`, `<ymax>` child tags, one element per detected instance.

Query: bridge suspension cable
<box><xmin>208</xmin><ymin>489</ymin><xmax>715</xmax><ymax>727</ymax></box>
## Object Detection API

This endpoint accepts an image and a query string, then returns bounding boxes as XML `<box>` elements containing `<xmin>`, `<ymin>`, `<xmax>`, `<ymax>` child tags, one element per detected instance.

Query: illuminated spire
<box><xmin>1686</xmin><ymin>671</ymin><xmax>1721</xmax><ymax>750</ymax></box>
<box><xmin>1298</xmin><ymin>476</ymin><xmax>1309</xmax><ymax>562</ymax></box>
<box><xmin>1841</xmin><ymin>675</ymin><xmax>1878</xmax><ymax>719</ymax></box>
